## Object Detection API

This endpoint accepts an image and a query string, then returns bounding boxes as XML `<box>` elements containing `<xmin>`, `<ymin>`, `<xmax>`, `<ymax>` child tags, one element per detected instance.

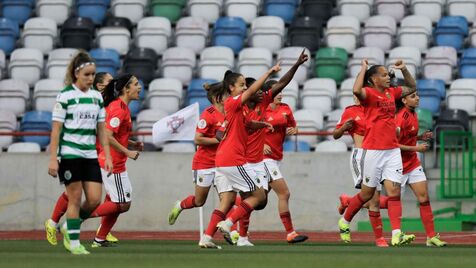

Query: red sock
<box><xmin>180</xmin><ymin>195</ymin><xmax>196</xmax><ymax>209</ymax></box>
<box><xmin>380</xmin><ymin>195</ymin><xmax>389</xmax><ymax>209</ymax></box>
<box><xmin>226</xmin><ymin>206</ymin><xmax>238</xmax><ymax>232</ymax></box>
<box><xmin>387</xmin><ymin>196</ymin><xmax>402</xmax><ymax>230</ymax></box>
<box><xmin>239</xmin><ymin>212</ymin><xmax>251</xmax><ymax>236</ymax></box>
<box><xmin>343</xmin><ymin>193</ymin><xmax>365</xmax><ymax>222</ymax></box>
<box><xmin>419</xmin><ymin>201</ymin><xmax>436</xmax><ymax>238</ymax></box>
<box><xmin>230</xmin><ymin>196</ymin><xmax>242</xmax><ymax>231</ymax></box>
<box><xmin>227</xmin><ymin>201</ymin><xmax>254</xmax><ymax>224</ymax></box>
<box><xmin>51</xmin><ymin>192</ymin><xmax>68</xmax><ymax>223</ymax></box>
<box><xmin>96</xmin><ymin>213</ymin><xmax>119</xmax><ymax>240</ymax></box>
<box><xmin>280</xmin><ymin>211</ymin><xmax>294</xmax><ymax>234</ymax></box>
<box><xmin>368</xmin><ymin>211</ymin><xmax>383</xmax><ymax>239</ymax></box>
<box><xmin>205</xmin><ymin>209</ymin><xmax>226</xmax><ymax>237</ymax></box>
<box><xmin>90</xmin><ymin>201</ymin><xmax>122</xmax><ymax>218</ymax></box>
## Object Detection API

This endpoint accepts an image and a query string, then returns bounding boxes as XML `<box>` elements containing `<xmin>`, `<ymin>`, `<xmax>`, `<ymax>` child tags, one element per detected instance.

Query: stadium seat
<box><xmin>249</xmin><ymin>16</ymin><xmax>285</xmax><ymax>53</ymax></box>
<box><xmin>418</xmin><ymin>88</ymin><xmax>442</xmax><ymax>114</ymax></box>
<box><xmin>300</xmin><ymin>0</ymin><xmax>334</xmax><ymax>21</ymax></box>
<box><xmin>0</xmin><ymin>50</ymin><xmax>4</xmax><ymax>80</ymax></box>
<box><xmin>225</xmin><ymin>0</ymin><xmax>261</xmax><ymax>24</ymax></box>
<box><xmin>0</xmin><ymin>110</ymin><xmax>17</xmax><ymax>149</ymax></box>
<box><xmin>302</xmin><ymin>78</ymin><xmax>336</xmax><ymax>113</ymax></box>
<box><xmin>0</xmin><ymin>79</ymin><xmax>29</xmax><ymax>116</ymax></box>
<box><xmin>97</xmin><ymin>17</ymin><xmax>132</xmax><ymax>55</ymax></box>
<box><xmin>362</xmin><ymin>15</ymin><xmax>397</xmax><ymax>52</ymax></box>
<box><xmin>337</xmin><ymin>90</ymin><xmax>354</xmax><ymax>109</ymax></box>
<box><xmin>150</xmin><ymin>0</ymin><xmax>187</xmax><ymax>23</ymax></box>
<box><xmin>276</xmin><ymin>47</ymin><xmax>311</xmax><ymax>85</ymax></box>
<box><xmin>136</xmin><ymin>109</ymin><xmax>169</xmax><ymax>144</ymax></box>
<box><xmin>186</xmin><ymin>79</ymin><xmax>217</xmax><ymax>114</ymax></box>
<box><xmin>111</xmin><ymin>0</ymin><xmax>147</xmax><ymax>25</ymax></box>
<box><xmin>1</xmin><ymin>0</ymin><xmax>33</xmax><ymax>25</ymax></box>
<box><xmin>293</xmin><ymin>108</ymin><xmax>324</xmax><ymax>145</ymax></box>
<box><xmin>8</xmin><ymin>48</ymin><xmax>43</xmax><ymax>87</ymax></box>
<box><xmin>76</xmin><ymin>0</ymin><xmax>109</xmax><ymax>25</ymax></box>
<box><xmin>434</xmin><ymin>16</ymin><xmax>468</xmax><ymax>50</ymax></box>
<box><xmin>61</xmin><ymin>17</ymin><xmax>95</xmax><ymax>50</ymax></box>
<box><xmin>287</xmin><ymin>16</ymin><xmax>322</xmax><ymax>52</ymax></box>
<box><xmin>283</xmin><ymin>140</ymin><xmax>311</xmax><ymax>152</ymax></box>
<box><xmin>37</xmin><ymin>0</ymin><xmax>72</xmax><ymax>25</ymax></box>
<box><xmin>135</xmin><ymin>17</ymin><xmax>171</xmax><ymax>55</ymax></box>
<box><xmin>447</xmin><ymin>0</ymin><xmax>476</xmax><ymax>21</ymax></box>
<box><xmin>470</xmin><ymin>23</ymin><xmax>476</xmax><ymax>48</ymax></box>
<box><xmin>337</xmin><ymin>0</ymin><xmax>373</xmax><ymax>22</ymax></box>
<box><xmin>263</xmin><ymin>0</ymin><xmax>300</xmax><ymax>24</ymax></box>
<box><xmin>129</xmin><ymin>79</ymin><xmax>146</xmax><ymax>118</ymax></box>
<box><xmin>103</xmin><ymin>15</ymin><xmax>134</xmax><ymax>33</ymax></box>
<box><xmin>410</xmin><ymin>0</ymin><xmax>445</xmax><ymax>23</ymax></box>
<box><xmin>90</xmin><ymin>48</ymin><xmax>121</xmax><ymax>76</ymax></box>
<box><xmin>325</xmin><ymin>108</ymin><xmax>353</xmax><ymax>146</ymax></box>
<box><xmin>20</xmin><ymin>111</ymin><xmax>52</xmax><ymax>148</ymax></box>
<box><xmin>450</xmin><ymin>78</ymin><xmax>476</xmax><ymax>91</ymax></box>
<box><xmin>280</xmin><ymin>79</ymin><xmax>299</xmax><ymax>110</ymax></box>
<box><xmin>238</xmin><ymin>47</ymin><xmax>273</xmax><ymax>79</ymax></box>
<box><xmin>340</xmin><ymin>78</ymin><xmax>356</xmax><ymax>92</ymax></box>
<box><xmin>397</xmin><ymin>15</ymin><xmax>433</xmax><ymax>52</ymax></box>
<box><xmin>459</xmin><ymin>48</ymin><xmax>476</xmax><ymax>78</ymax></box>
<box><xmin>199</xmin><ymin>46</ymin><xmax>235</xmax><ymax>81</ymax></box>
<box><xmin>416</xmin><ymin>108</ymin><xmax>434</xmax><ymax>133</ymax></box>
<box><xmin>325</xmin><ymin>15</ymin><xmax>361</xmax><ymax>53</ymax></box>
<box><xmin>21</xmin><ymin>17</ymin><xmax>57</xmax><ymax>55</ymax></box>
<box><xmin>434</xmin><ymin>108</ymin><xmax>469</xmax><ymax>146</ymax></box>
<box><xmin>212</xmin><ymin>17</ymin><xmax>247</xmax><ymax>54</ymax></box>
<box><xmin>161</xmin><ymin>47</ymin><xmax>196</xmax><ymax>85</ymax></box>
<box><xmin>147</xmin><ymin>78</ymin><xmax>183</xmax><ymax>114</ymax></box>
<box><xmin>348</xmin><ymin>47</ymin><xmax>385</xmax><ymax>77</ymax></box>
<box><xmin>187</xmin><ymin>0</ymin><xmax>223</xmax><ymax>23</ymax></box>
<box><xmin>123</xmin><ymin>47</ymin><xmax>158</xmax><ymax>85</ymax></box>
<box><xmin>417</xmin><ymin>79</ymin><xmax>446</xmax><ymax>99</ymax></box>
<box><xmin>447</xmin><ymin>85</ymin><xmax>476</xmax><ymax>115</ymax></box>
<box><xmin>162</xmin><ymin>141</ymin><xmax>196</xmax><ymax>152</ymax></box>
<box><xmin>46</xmin><ymin>48</ymin><xmax>79</xmax><ymax>80</ymax></box>
<box><xmin>0</xmin><ymin>17</ymin><xmax>19</xmax><ymax>55</ymax></box>
<box><xmin>314</xmin><ymin>140</ymin><xmax>348</xmax><ymax>152</ymax></box>
<box><xmin>422</xmin><ymin>46</ymin><xmax>457</xmax><ymax>83</ymax></box>
<box><xmin>387</xmin><ymin>47</ymin><xmax>421</xmax><ymax>79</ymax></box>
<box><xmin>7</xmin><ymin>142</ymin><xmax>41</xmax><ymax>153</ymax></box>
<box><xmin>175</xmin><ymin>16</ymin><xmax>209</xmax><ymax>54</ymax></box>
<box><xmin>33</xmin><ymin>79</ymin><xmax>64</xmax><ymax>112</ymax></box>
<box><xmin>314</xmin><ymin>47</ymin><xmax>348</xmax><ymax>84</ymax></box>
<box><xmin>375</xmin><ymin>0</ymin><xmax>407</xmax><ymax>21</ymax></box>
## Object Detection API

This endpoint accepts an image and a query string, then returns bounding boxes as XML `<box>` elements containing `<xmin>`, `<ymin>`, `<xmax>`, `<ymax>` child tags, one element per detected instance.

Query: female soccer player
<box><xmin>395</xmin><ymin>92</ymin><xmax>447</xmax><ymax>247</ymax></box>
<box><xmin>263</xmin><ymin>89</ymin><xmax>309</xmax><ymax>244</ymax></box>
<box><xmin>93</xmin><ymin>72</ymin><xmax>113</xmax><ymax>92</ymax></box>
<box><xmin>48</xmin><ymin>51</ymin><xmax>112</xmax><ymax>254</ymax></box>
<box><xmin>338</xmin><ymin>59</ymin><xmax>416</xmax><ymax>246</ymax></box>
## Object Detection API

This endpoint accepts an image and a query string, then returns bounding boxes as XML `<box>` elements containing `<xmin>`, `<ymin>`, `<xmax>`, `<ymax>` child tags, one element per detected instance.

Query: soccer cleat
<box><xmin>375</xmin><ymin>237</ymin><xmax>389</xmax><ymax>247</ymax></box>
<box><xmin>60</xmin><ymin>223</ymin><xmax>70</xmax><ymax>251</ymax></box>
<box><xmin>216</xmin><ymin>221</ymin><xmax>232</xmax><ymax>244</ymax></box>
<box><xmin>237</xmin><ymin>236</ymin><xmax>254</xmax><ymax>247</ymax></box>
<box><xmin>91</xmin><ymin>239</ymin><xmax>115</xmax><ymax>248</ymax></box>
<box><xmin>338</xmin><ymin>218</ymin><xmax>351</xmax><ymax>243</ymax></box>
<box><xmin>69</xmin><ymin>244</ymin><xmax>90</xmax><ymax>255</ymax></box>
<box><xmin>198</xmin><ymin>236</ymin><xmax>222</xmax><ymax>249</ymax></box>
<box><xmin>287</xmin><ymin>231</ymin><xmax>309</xmax><ymax>244</ymax></box>
<box><xmin>391</xmin><ymin>231</ymin><xmax>415</xmax><ymax>246</ymax></box>
<box><xmin>338</xmin><ymin>194</ymin><xmax>350</xmax><ymax>215</ymax></box>
<box><xmin>230</xmin><ymin>230</ymin><xmax>239</xmax><ymax>245</ymax></box>
<box><xmin>168</xmin><ymin>201</ymin><xmax>183</xmax><ymax>225</ymax></box>
<box><xmin>426</xmin><ymin>234</ymin><xmax>447</xmax><ymax>247</ymax></box>
<box><xmin>44</xmin><ymin>220</ymin><xmax>58</xmax><ymax>246</ymax></box>
<box><xmin>106</xmin><ymin>233</ymin><xmax>119</xmax><ymax>243</ymax></box>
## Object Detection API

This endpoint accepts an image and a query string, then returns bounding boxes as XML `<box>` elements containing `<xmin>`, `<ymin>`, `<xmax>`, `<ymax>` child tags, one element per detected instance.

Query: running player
<box><xmin>263</xmin><ymin>88</ymin><xmax>309</xmax><ymax>244</ymax></box>
<box><xmin>395</xmin><ymin>92</ymin><xmax>447</xmax><ymax>247</ymax></box>
<box><xmin>338</xmin><ymin>59</ymin><xmax>416</xmax><ymax>246</ymax></box>
<box><xmin>48</xmin><ymin>51</ymin><xmax>112</xmax><ymax>255</ymax></box>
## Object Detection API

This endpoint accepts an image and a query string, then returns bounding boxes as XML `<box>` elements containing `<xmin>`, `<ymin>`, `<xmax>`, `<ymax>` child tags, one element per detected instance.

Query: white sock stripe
<box><xmin>68</xmin><ymin>230</ymin><xmax>81</xmax><ymax>234</ymax></box>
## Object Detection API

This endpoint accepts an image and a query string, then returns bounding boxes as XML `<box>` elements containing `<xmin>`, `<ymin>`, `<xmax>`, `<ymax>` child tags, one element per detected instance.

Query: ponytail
<box><xmin>102</xmin><ymin>73</ymin><xmax>134</xmax><ymax>107</ymax></box>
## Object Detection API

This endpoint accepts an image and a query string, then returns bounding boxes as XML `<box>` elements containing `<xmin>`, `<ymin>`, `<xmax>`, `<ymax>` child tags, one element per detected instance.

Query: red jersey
<box><xmin>336</xmin><ymin>105</ymin><xmax>365</xmax><ymax>138</ymax></box>
<box><xmin>215</xmin><ymin>94</ymin><xmax>248</xmax><ymax>167</ymax></box>
<box><xmin>244</xmin><ymin>90</ymin><xmax>274</xmax><ymax>163</ymax></box>
<box><xmin>192</xmin><ymin>106</ymin><xmax>225</xmax><ymax>170</ymax></box>
<box><xmin>264</xmin><ymin>103</ymin><xmax>296</xmax><ymax>161</ymax></box>
<box><xmin>396</xmin><ymin>107</ymin><xmax>420</xmax><ymax>174</ymax></box>
<box><xmin>361</xmin><ymin>86</ymin><xmax>402</xmax><ymax>150</ymax></box>
<box><xmin>98</xmin><ymin>98</ymin><xmax>132</xmax><ymax>173</ymax></box>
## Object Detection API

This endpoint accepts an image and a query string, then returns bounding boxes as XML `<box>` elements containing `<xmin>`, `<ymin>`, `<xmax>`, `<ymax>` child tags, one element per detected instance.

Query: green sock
<box><xmin>67</xmin><ymin>218</ymin><xmax>81</xmax><ymax>247</ymax></box>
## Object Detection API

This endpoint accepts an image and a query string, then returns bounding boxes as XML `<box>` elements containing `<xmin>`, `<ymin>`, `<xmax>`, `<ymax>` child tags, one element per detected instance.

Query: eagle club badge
<box><xmin>167</xmin><ymin>115</ymin><xmax>185</xmax><ymax>133</ymax></box>
<box><xmin>385</xmin><ymin>91</ymin><xmax>391</xmax><ymax>99</ymax></box>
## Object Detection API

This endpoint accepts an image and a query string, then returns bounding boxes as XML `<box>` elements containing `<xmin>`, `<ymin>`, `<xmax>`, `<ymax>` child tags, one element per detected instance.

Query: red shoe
<box><xmin>338</xmin><ymin>194</ymin><xmax>350</xmax><ymax>215</ymax></box>
<box><xmin>287</xmin><ymin>231</ymin><xmax>308</xmax><ymax>244</ymax></box>
<box><xmin>375</xmin><ymin>237</ymin><xmax>389</xmax><ymax>247</ymax></box>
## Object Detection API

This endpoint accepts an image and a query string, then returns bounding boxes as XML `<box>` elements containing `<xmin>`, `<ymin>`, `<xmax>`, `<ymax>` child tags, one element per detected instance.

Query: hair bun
<box><xmin>203</xmin><ymin>83</ymin><xmax>211</xmax><ymax>91</ymax></box>
<box><xmin>224</xmin><ymin>70</ymin><xmax>233</xmax><ymax>79</ymax></box>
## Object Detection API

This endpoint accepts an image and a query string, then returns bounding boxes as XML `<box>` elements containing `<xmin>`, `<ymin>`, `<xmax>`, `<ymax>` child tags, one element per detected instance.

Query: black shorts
<box><xmin>58</xmin><ymin>158</ymin><xmax>102</xmax><ymax>185</ymax></box>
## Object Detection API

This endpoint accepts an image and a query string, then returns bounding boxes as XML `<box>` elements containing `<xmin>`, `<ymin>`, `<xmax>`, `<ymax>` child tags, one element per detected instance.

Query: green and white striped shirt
<box><xmin>52</xmin><ymin>84</ymin><xmax>106</xmax><ymax>159</ymax></box>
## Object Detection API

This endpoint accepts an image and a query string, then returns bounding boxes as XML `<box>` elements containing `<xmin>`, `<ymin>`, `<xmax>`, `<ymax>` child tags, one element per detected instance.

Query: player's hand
<box><xmin>286</xmin><ymin>127</ymin><xmax>298</xmax><ymax>135</ymax></box>
<box><xmin>420</xmin><ymin>131</ymin><xmax>432</xmax><ymax>141</ymax></box>
<box><xmin>392</xmin><ymin>59</ymin><xmax>407</xmax><ymax>70</ymax></box>
<box><xmin>269</xmin><ymin>61</ymin><xmax>282</xmax><ymax>74</ymax></box>
<box><xmin>343</xmin><ymin>119</ymin><xmax>355</xmax><ymax>130</ymax></box>
<box><xmin>48</xmin><ymin>159</ymin><xmax>59</xmax><ymax>178</ymax></box>
<box><xmin>296</xmin><ymin>49</ymin><xmax>309</xmax><ymax>65</ymax></box>
<box><xmin>264</xmin><ymin>144</ymin><xmax>272</xmax><ymax>155</ymax></box>
<box><xmin>126</xmin><ymin>150</ymin><xmax>140</xmax><ymax>160</ymax></box>
<box><xmin>416</xmin><ymin>143</ymin><xmax>429</xmax><ymax>152</ymax></box>
<box><xmin>264</xmin><ymin>122</ymin><xmax>274</xmax><ymax>132</ymax></box>
<box><xmin>104</xmin><ymin>156</ymin><xmax>113</xmax><ymax>175</ymax></box>
<box><xmin>361</xmin><ymin>59</ymin><xmax>368</xmax><ymax>70</ymax></box>
<box><xmin>134</xmin><ymin>141</ymin><xmax>144</xmax><ymax>151</ymax></box>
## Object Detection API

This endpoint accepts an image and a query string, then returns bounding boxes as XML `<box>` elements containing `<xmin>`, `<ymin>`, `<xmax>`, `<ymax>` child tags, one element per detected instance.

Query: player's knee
<box><xmin>416</xmin><ymin>193</ymin><xmax>429</xmax><ymax>203</ymax></box>
<box><xmin>255</xmin><ymin>196</ymin><xmax>268</xmax><ymax>211</ymax></box>
<box><xmin>280</xmin><ymin>190</ymin><xmax>290</xmax><ymax>201</ymax></box>
<box><xmin>119</xmin><ymin>202</ymin><xmax>131</xmax><ymax>212</ymax></box>
<box><xmin>194</xmin><ymin>197</ymin><xmax>207</xmax><ymax>207</ymax></box>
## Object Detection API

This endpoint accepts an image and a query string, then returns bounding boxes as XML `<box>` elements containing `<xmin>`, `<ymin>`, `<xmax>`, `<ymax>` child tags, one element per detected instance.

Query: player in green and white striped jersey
<box><xmin>48</xmin><ymin>51</ymin><xmax>113</xmax><ymax>255</ymax></box>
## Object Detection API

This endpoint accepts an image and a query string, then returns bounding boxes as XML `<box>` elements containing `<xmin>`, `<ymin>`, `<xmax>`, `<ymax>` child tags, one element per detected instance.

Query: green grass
<box><xmin>0</xmin><ymin>240</ymin><xmax>475</xmax><ymax>268</ymax></box>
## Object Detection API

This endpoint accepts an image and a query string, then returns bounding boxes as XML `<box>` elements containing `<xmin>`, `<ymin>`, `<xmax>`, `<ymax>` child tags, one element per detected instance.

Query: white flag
<box><xmin>152</xmin><ymin>103</ymin><xmax>199</xmax><ymax>146</ymax></box>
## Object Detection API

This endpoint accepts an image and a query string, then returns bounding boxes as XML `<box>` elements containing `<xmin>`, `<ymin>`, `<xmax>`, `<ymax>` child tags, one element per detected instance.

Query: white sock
<box><xmin>225</xmin><ymin>219</ymin><xmax>233</xmax><ymax>228</ymax></box>
<box><xmin>392</xmin><ymin>229</ymin><xmax>401</xmax><ymax>236</ymax></box>
<box><xmin>70</xmin><ymin>239</ymin><xmax>80</xmax><ymax>248</ymax></box>
<box><xmin>48</xmin><ymin>219</ymin><xmax>58</xmax><ymax>228</ymax></box>
<box><xmin>175</xmin><ymin>201</ymin><xmax>182</xmax><ymax>210</ymax></box>
<box><xmin>341</xmin><ymin>218</ymin><xmax>350</xmax><ymax>225</ymax></box>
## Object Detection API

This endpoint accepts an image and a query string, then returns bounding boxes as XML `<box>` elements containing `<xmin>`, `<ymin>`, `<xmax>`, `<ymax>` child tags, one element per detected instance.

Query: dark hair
<box><xmin>245</xmin><ymin>77</ymin><xmax>256</xmax><ymax>88</ymax></box>
<box><xmin>94</xmin><ymin>72</ymin><xmax>111</xmax><ymax>90</ymax></box>
<box><xmin>263</xmin><ymin>80</ymin><xmax>277</xmax><ymax>92</ymax></box>
<box><xmin>363</xmin><ymin>65</ymin><xmax>385</xmax><ymax>87</ymax></box>
<box><xmin>218</xmin><ymin>70</ymin><xmax>243</xmax><ymax>101</ymax></box>
<box><xmin>65</xmin><ymin>50</ymin><xmax>95</xmax><ymax>86</ymax></box>
<box><xmin>203</xmin><ymin>81</ymin><xmax>223</xmax><ymax>103</ymax></box>
<box><xmin>102</xmin><ymin>73</ymin><xmax>135</xmax><ymax>107</ymax></box>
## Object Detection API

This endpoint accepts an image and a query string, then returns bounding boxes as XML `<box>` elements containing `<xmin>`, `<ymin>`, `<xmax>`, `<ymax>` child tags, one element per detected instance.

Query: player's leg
<box><xmin>45</xmin><ymin>192</ymin><xmax>69</xmax><ymax>245</ymax></box>
<box><xmin>367</xmin><ymin>190</ymin><xmax>388</xmax><ymax>247</ymax></box>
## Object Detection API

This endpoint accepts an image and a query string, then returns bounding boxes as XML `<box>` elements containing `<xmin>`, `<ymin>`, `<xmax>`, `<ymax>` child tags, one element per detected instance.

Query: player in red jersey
<box><xmin>338</xmin><ymin>59</ymin><xmax>417</xmax><ymax>246</ymax></box>
<box><xmin>167</xmin><ymin>82</ymin><xmax>225</xmax><ymax>225</ymax></box>
<box><xmin>395</xmin><ymin>92</ymin><xmax>447</xmax><ymax>247</ymax></box>
<box><xmin>333</xmin><ymin>97</ymin><xmax>389</xmax><ymax>247</ymax></box>
<box><xmin>198</xmin><ymin>63</ymin><xmax>282</xmax><ymax>249</ymax></box>
<box><xmin>263</xmin><ymin>86</ymin><xmax>309</xmax><ymax>244</ymax></box>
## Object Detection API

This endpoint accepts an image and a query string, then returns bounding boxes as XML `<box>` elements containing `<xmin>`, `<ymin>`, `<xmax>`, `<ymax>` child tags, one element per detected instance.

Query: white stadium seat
<box><xmin>46</xmin><ymin>48</ymin><xmax>79</xmax><ymax>80</ymax></box>
<box><xmin>175</xmin><ymin>16</ymin><xmax>209</xmax><ymax>54</ymax></box>
<box><xmin>33</xmin><ymin>79</ymin><xmax>64</xmax><ymax>112</ymax></box>
<box><xmin>111</xmin><ymin>0</ymin><xmax>147</xmax><ymax>25</ymax></box>
<box><xmin>161</xmin><ymin>47</ymin><xmax>197</xmax><ymax>85</ymax></box>
<box><xmin>423</xmin><ymin>46</ymin><xmax>457</xmax><ymax>83</ymax></box>
<box><xmin>238</xmin><ymin>47</ymin><xmax>273</xmax><ymax>79</ymax></box>
<box><xmin>135</xmin><ymin>17</ymin><xmax>172</xmax><ymax>55</ymax></box>
<box><xmin>225</xmin><ymin>0</ymin><xmax>260</xmax><ymax>23</ymax></box>
<box><xmin>410</xmin><ymin>0</ymin><xmax>445</xmax><ymax>23</ymax></box>
<box><xmin>447</xmin><ymin>0</ymin><xmax>476</xmax><ymax>22</ymax></box>
<box><xmin>397</xmin><ymin>15</ymin><xmax>433</xmax><ymax>51</ymax></box>
<box><xmin>22</xmin><ymin>17</ymin><xmax>58</xmax><ymax>54</ymax></box>
<box><xmin>249</xmin><ymin>16</ymin><xmax>285</xmax><ymax>53</ymax></box>
<box><xmin>146</xmin><ymin>78</ymin><xmax>183</xmax><ymax>114</ymax></box>
<box><xmin>136</xmin><ymin>109</ymin><xmax>169</xmax><ymax>145</ymax></box>
<box><xmin>8</xmin><ymin>48</ymin><xmax>44</xmax><ymax>87</ymax></box>
<box><xmin>0</xmin><ymin>110</ymin><xmax>17</xmax><ymax>149</ymax></box>
<box><xmin>97</xmin><ymin>26</ymin><xmax>131</xmax><ymax>55</ymax></box>
<box><xmin>7</xmin><ymin>142</ymin><xmax>41</xmax><ymax>153</ymax></box>
<box><xmin>301</xmin><ymin>78</ymin><xmax>337</xmax><ymax>114</ymax></box>
<box><xmin>0</xmin><ymin>79</ymin><xmax>29</xmax><ymax>117</ymax></box>
<box><xmin>199</xmin><ymin>46</ymin><xmax>235</xmax><ymax>81</ymax></box>
<box><xmin>188</xmin><ymin>0</ymin><xmax>223</xmax><ymax>23</ymax></box>
<box><xmin>325</xmin><ymin>15</ymin><xmax>361</xmax><ymax>53</ymax></box>
<box><xmin>276</xmin><ymin>47</ymin><xmax>311</xmax><ymax>85</ymax></box>
<box><xmin>375</xmin><ymin>0</ymin><xmax>408</xmax><ymax>21</ymax></box>
<box><xmin>348</xmin><ymin>47</ymin><xmax>385</xmax><ymax>77</ymax></box>
<box><xmin>36</xmin><ymin>0</ymin><xmax>72</xmax><ymax>25</ymax></box>
<box><xmin>337</xmin><ymin>0</ymin><xmax>373</xmax><ymax>23</ymax></box>
<box><xmin>362</xmin><ymin>15</ymin><xmax>397</xmax><ymax>52</ymax></box>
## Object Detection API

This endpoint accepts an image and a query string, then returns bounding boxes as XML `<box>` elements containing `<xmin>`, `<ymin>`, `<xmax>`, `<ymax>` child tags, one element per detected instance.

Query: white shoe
<box><xmin>237</xmin><ymin>236</ymin><xmax>254</xmax><ymax>247</ymax></box>
<box><xmin>216</xmin><ymin>220</ymin><xmax>232</xmax><ymax>243</ymax></box>
<box><xmin>198</xmin><ymin>235</ymin><xmax>222</xmax><ymax>249</ymax></box>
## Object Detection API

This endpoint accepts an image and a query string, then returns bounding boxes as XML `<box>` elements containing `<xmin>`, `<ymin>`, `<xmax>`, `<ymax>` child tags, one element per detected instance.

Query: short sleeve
<box><xmin>336</xmin><ymin>109</ymin><xmax>351</xmax><ymax>129</ymax></box>
<box><xmin>196</xmin><ymin>112</ymin><xmax>213</xmax><ymax>135</ymax></box>
<box><xmin>286</xmin><ymin>106</ymin><xmax>296</xmax><ymax>127</ymax></box>
<box><xmin>97</xmin><ymin>94</ymin><xmax>106</xmax><ymax>123</ymax></box>
<box><xmin>395</xmin><ymin>110</ymin><xmax>405</xmax><ymax>129</ymax></box>
<box><xmin>52</xmin><ymin>93</ymin><xmax>67</xmax><ymax>122</ymax></box>
<box><xmin>225</xmin><ymin>94</ymin><xmax>243</xmax><ymax>114</ymax></box>
<box><xmin>105</xmin><ymin>105</ymin><xmax>126</xmax><ymax>133</ymax></box>
<box><xmin>393</xmin><ymin>86</ymin><xmax>403</xmax><ymax>100</ymax></box>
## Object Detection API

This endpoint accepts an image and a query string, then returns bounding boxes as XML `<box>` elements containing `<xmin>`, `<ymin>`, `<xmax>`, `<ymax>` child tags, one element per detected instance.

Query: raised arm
<box><xmin>241</xmin><ymin>62</ymin><xmax>281</xmax><ymax>104</ymax></box>
<box><xmin>270</xmin><ymin>49</ymin><xmax>309</xmax><ymax>97</ymax></box>
<box><xmin>393</xmin><ymin>60</ymin><xmax>416</xmax><ymax>96</ymax></box>
<box><xmin>353</xmin><ymin>59</ymin><xmax>368</xmax><ymax>100</ymax></box>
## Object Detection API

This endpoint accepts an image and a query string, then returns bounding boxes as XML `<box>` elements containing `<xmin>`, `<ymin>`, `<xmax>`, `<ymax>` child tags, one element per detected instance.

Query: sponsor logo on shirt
<box><xmin>79</xmin><ymin>111</ymin><xmax>97</xmax><ymax>120</ymax></box>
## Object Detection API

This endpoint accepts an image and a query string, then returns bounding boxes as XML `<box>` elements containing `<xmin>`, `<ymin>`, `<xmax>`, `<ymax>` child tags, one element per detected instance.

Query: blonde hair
<box><xmin>64</xmin><ymin>50</ymin><xmax>95</xmax><ymax>86</ymax></box>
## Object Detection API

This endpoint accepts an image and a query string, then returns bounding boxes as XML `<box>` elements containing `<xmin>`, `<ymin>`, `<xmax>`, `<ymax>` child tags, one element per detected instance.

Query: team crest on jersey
<box><xmin>385</xmin><ymin>91</ymin><xmax>391</xmax><ymax>99</ymax></box>
<box><xmin>197</xmin><ymin>119</ymin><xmax>207</xmax><ymax>129</ymax></box>
<box><xmin>64</xmin><ymin>170</ymin><xmax>72</xmax><ymax>181</ymax></box>
<box><xmin>273</xmin><ymin>170</ymin><xmax>278</xmax><ymax>176</ymax></box>
<box><xmin>365</xmin><ymin>176</ymin><xmax>370</xmax><ymax>183</ymax></box>
<box><xmin>126</xmin><ymin>192</ymin><xmax>131</xmax><ymax>198</ymax></box>
<box><xmin>199</xmin><ymin>177</ymin><xmax>203</xmax><ymax>183</ymax></box>
<box><xmin>256</xmin><ymin>178</ymin><xmax>261</xmax><ymax>184</ymax></box>
<box><xmin>167</xmin><ymin>116</ymin><xmax>185</xmax><ymax>133</ymax></box>
<box><xmin>110</xmin><ymin>117</ymin><xmax>120</xmax><ymax>128</ymax></box>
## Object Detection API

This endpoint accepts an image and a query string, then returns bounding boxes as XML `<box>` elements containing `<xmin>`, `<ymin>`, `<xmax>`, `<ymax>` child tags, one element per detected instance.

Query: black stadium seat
<box><xmin>287</xmin><ymin>16</ymin><xmax>322</xmax><ymax>52</ymax></box>
<box><xmin>61</xmin><ymin>17</ymin><xmax>95</xmax><ymax>50</ymax></box>
<box><xmin>123</xmin><ymin>47</ymin><xmax>158</xmax><ymax>85</ymax></box>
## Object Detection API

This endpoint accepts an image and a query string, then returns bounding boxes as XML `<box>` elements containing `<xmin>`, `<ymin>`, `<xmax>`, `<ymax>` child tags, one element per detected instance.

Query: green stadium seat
<box><xmin>314</xmin><ymin>47</ymin><xmax>348</xmax><ymax>84</ymax></box>
<box><xmin>150</xmin><ymin>0</ymin><xmax>186</xmax><ymax>23</ymax></box>
<box><xmin>416</xmin><ymin>108</ymin><xmax>434</xmax><ymax>134</ymax></box>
